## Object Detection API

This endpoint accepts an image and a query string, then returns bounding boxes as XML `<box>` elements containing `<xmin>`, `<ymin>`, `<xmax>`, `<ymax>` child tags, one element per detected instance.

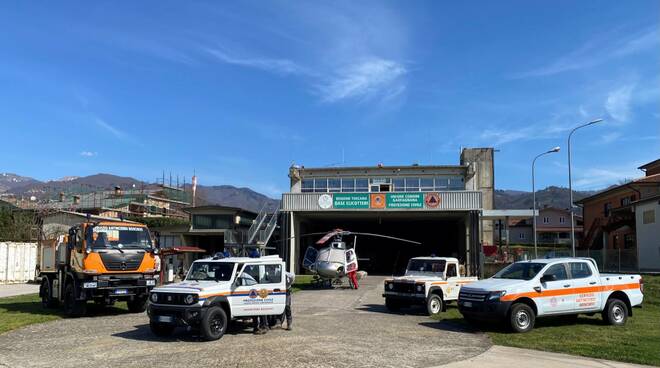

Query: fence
<box><xmin>0</xmin><ymin>242</ymin><xmax>38</xmax><ymax>284</ymax></box>
<box><xmin>484</xmin><ymin>247</ymin><xmax>640</xmax><ymax>277</ymax></box>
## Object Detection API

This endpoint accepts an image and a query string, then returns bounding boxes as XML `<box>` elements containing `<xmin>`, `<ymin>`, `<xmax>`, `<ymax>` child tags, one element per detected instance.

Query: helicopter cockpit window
<box><xmin>406</xmin><ymin>259</ymin><xmax>446</xmax><ymax>276</ymax></box>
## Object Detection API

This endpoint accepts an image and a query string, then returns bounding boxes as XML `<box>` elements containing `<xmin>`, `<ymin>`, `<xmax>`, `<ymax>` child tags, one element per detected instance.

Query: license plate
<box><xmin>463</xmin><ymin>301</ymin><xmax>472</xmax><ymax>308</ymax></box>
<box><xmin>157</xmin><ymin>315</ymin><xmax>173</xmax><ymax>323</ymax></box>
<box><xmin>114</xmin><ymin>289</ymin><xmax>128</xmax><ymax>295</ymax></box>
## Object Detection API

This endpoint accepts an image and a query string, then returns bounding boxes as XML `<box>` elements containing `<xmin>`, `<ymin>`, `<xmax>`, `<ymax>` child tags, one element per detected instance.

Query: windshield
<box><xmin>493</xmin><ymin>262</ymin><xmax>545</xmax><ymax>280</ymax></box>
<box><xmin>406</xmin><ymin>259</ymin><xmax>446</xmax><ymax>275</ymax></box>
<box><xmin>89</xmin><ymin>225</ymin><xmax>152</xmax><ymax>250</ymax></box>
<box><xmin>186</xmin><ymin>262</ymin><xmax>235</xmax><ymax>282</ymax></box>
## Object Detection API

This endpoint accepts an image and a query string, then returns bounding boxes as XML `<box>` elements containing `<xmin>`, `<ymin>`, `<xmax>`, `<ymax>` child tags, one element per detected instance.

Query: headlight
<box><xmin>387</xmin><ymin>283</ymin><xmax>394</xmax><ymax>290</ymax></box>
<box><xmin>146</xmin><ymin>279</ymin><xmax>156</xmax><ymax>286</ymax></box>
<box><xmin>487</xmin><ymin>291</ymin><xmax>507</xmax><ymax>301</ymax></box>
<box><xmin>416</xmin><ymin>285</ymin><xmax>423</xmax><ymax>292</ymax></box>
<box><xmin>83</xmin><ymin>281</ymin><xmax>97</xmax><ymax>289</ymax></box>
<box><xmin>150</xmin><ymin>293</ymin><xmax>158</xmax><ymax>302</ymax></box>
<box><xmin>184</xmin><ymin>294</ymin><xmax>197</xmax><ymax>305</ymax></box>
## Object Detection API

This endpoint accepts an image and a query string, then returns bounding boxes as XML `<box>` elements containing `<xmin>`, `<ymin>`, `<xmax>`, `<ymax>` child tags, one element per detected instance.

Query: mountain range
<box><xmin>1</xmin><ymin>172</ymin><xmax>600</xmax><ymax>213</ymax></box>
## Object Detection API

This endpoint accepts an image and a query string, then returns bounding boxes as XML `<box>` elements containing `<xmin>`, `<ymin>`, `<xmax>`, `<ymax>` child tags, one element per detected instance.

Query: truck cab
<box><xmin>147</xmin><ymin>254</ymin><xmax>286</xmax><ymax>341</ymax></box>
<box><xmin>39</xmin><ymin>221</ymin><xmax>159</xmax><ymax>316</ymax></box>
<box><xmin>383</xmin><ymin>256</ymin><xmax>477</xmax><ymax>316</ymax></box>
<box><xmin>458</xmin><ymin>258</ymin><xmax>644</xmax><ymax>332</ymax></box>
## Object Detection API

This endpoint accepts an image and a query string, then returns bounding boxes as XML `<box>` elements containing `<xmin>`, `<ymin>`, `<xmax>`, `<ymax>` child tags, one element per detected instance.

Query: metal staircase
<box><xmin>247</xmin><ymin>202</ymin><xmax>280</xmax><ymax>247</ymax></box>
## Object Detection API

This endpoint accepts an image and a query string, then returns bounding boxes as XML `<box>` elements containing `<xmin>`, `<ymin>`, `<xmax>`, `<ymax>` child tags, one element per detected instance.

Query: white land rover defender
<box><xmin>383</xmin><ymin>257</ymin><xmax>477</xmax><ymax>316</ymax></box>
<box><xmin>147</xmin><ymin>255</ymin><xmax>287</xmax><ymax>341</ymax></box>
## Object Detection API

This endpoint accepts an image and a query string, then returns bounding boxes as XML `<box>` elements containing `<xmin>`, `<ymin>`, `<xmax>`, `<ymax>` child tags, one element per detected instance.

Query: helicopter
<box><xmin>299</xmin><ymin>229</ymin><xmax>421</xmax><ymax>289</ymax></box>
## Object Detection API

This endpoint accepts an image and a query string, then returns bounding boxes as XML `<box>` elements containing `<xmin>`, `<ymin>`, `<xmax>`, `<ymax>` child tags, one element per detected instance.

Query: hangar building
<box><xmin>279</xmin><ymin>148</ymin><xmax>502</xmax><ymax>276</ymax></box>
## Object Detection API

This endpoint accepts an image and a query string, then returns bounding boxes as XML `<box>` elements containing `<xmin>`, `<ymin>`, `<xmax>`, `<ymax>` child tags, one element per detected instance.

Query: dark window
<box><xmin>420</xmin><ymin>178</ymin><xmax>434</xmax><ymax>191</ymax></box>
<box><xmin>624</xmin><ymin>234</ymin><xmax>635</xmax><ymax>249</ymax></box>
<box><xmin>434</xmin><ymin>177</ymin><xmax>449</xmax><ymax>190</ymax></box>
<box><xmin>393</xmin><ymin>178</ymin><xmax>405</xmax><ymax>191</ymax></box>
<box><xmin>448</xmin><ymin>177</ymin><xmax>464</xmax><ymax>190</ymax></box>
<box><xmin>405</xmin><ymin>177</ymin><xmax>420</xmax><ymax>192</ymax></box>
<box><xmin>314</xmin><ymin>178</ymin><xmax>328</xmax><ymax>192</ymax></box>
<box><xmin>341</xmin><ymin>178</ymin><xmax>355</xmax><ymax>192</ymax></box>
<box><xmin>543</xmin><ymin>263</ymin><xmax>568</xmax><ymax>281</ymax></box>
<box><xmin>302</xmin><ymin>179</ymin><xmax>314</xmax><ymax>192</ymax></box>
<box><xmin>355</xmin><ymin>179</ymin><xmax>369</xmax><ymax>192</ymax></box>
<box><xmin>193</xmin><ymin>214</ymin><xmax>233</xmax><ymax>229</ymax></box>
<box><xmin>446</xmin><ymin>263</ymin><xmax>457</xmax><ymax>277</ymax></box>
<box><xmin>328</xmin><ymin>178</ymin><xmax>341</xmax><ymax>192</ymax></box>
<box><xmin>604</xmin><ymin>202</ymin><xmax>612</xmax><ymax>217</ymax></box>
<box><xmin>569</xmin><ymin>262</ymin><xmax>592</xmax><ymax>279</ymax></box>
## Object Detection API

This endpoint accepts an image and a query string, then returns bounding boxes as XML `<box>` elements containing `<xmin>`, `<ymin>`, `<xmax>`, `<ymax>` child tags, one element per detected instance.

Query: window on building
<box><xmin>393</xmin><ymin>178</ymin><xmax>405</xmax><ymax>191</ymax></box>
<box><xmin>448</xmin><ymin>176</ymin><xmax>465</xmax><ymax>190</ymax></box>
<box><xmin>420</xmin><ymin>178</ymin><xmax>434</xmax><ymax>191</ymax></box>
<box><xmin>559</xmin><ymin>216</ymin><xmax>565</xmax><ymax>224</ymax></box>
<box><xmin>643</xmin><ymin>210</ymin><xmax>656</xmax><ymax>224</ymax></box>
<box><xmin>341</xmin><ymin>178</ymin><xmax>355</xmax><ymax>192</ymax></box>
<box><xmin>328</xmin><ymin>178</ymin><xmax>341</xmax><ymax>193</ymax></box>
<box><xmin>621</xmin><ymin>195</ymin><xmax>636</xmax><ymax>206</ymax></box>
<box><xmin>604</xmin><ymin>202</ymin><xmax>612</xmax><ymax>217</ymax></box>
<box><xmin>355</xmin><ymin>178</ymin><xmax>369</xmax><ymax>192</ymax></box>
<box><xmin>519</xmin><ymin>233</ymin><xmax>525</xmax><ymax>239</ymax></box>
<box><xmin>313</xmin><ymin>178</ymin><xmax>328</xmax><ymax>193</ymax></box>
<box><xmin>301</xmin><ymin>179</ymin><xmax>314</xmax><ymax>193</ymax></box>
<box><xmin>434</xmin><ymin>177</ymin><xmax>448</xmax><ymax>190</ymax></box>
<box><xmin>193</xmin><ymin>214</ymin><xmax>233</xmax><ymax>230</ymax></box>
<box><xmin>624</xmin><ymin>234</ymin><xmax>635</xmax><ymax>249</ymax></box>
<box><xmin>405</xmin><ymin>177</ymin><xmax>420</xmax><ymax>192</ymax></box>
<box><xmin>543</xmin><ymin>217</ymin><xmax>550</xmax><ymax>224</ymax></box>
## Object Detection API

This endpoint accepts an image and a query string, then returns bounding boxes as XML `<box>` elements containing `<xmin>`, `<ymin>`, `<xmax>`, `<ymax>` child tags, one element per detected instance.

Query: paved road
<box><xmin>439</xmin><ymin>345</ymin><xmax>654</xmax><ymax>368</ymax></box>
<box><xmin>0</xmin><ymin>283</ymin><xmax>39</xmax><ymax>298</ymax></box>
<box><xmin>0</xmin><ymin>276</ymin><xmax>490</xmax><ymax>368</ymax></box>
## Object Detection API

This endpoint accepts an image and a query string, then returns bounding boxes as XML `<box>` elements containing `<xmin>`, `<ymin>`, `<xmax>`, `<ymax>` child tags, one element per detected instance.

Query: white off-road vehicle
<box><xmin>383</xmin><ymin>256</ymin><xmax>477</xmax><ymax>316</ymax></box>
<box><xmin>147</xmin><ymin>255</ymin><xmax>286</xmax><ymax>341</ymax></box>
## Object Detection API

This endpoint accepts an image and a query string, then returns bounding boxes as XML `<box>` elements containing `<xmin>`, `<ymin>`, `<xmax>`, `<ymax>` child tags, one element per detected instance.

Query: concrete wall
<box><xmin>460</xmin><ymin>148</ymin><xmax>495</xmax><ymax>245</ymax></box>
<box><xmin>636</xmin><ymin>200</ymin><xmax>660</xmax><ymax>272</ymax></box>
<box><xmin>0</xmin><ymin>242</ymin><xmax>37</xmax><ymax>283</ymax></box>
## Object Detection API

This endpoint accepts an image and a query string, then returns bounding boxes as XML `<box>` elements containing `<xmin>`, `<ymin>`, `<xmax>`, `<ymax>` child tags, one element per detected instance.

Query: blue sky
<box><xmin>1</xmin><ymin>1</ymin><xmax>658</xmax><ymax>197</ymax></box>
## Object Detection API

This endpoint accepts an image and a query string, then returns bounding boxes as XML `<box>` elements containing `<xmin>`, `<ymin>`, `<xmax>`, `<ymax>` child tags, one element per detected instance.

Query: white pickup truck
<box><xmin>458</xmin><ymin>258</ymin><xmax>644</xmax><ymax>332</ymax></box>
<box><xmin>147</xmin><ymin>255</ymin><xmax>287</xmax><ymax>340</ymax></box>
<box><xmin>383</xmin><ymin>257</ymin><xmax>477</xmax><ymax>316</ymax></box>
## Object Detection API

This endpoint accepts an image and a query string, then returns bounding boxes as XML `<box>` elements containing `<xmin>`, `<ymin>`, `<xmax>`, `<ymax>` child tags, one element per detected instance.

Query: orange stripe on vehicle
<box><xmin>500</xmin><ymin>283</ymin><xmax>640</xmax><ymax>301</ymax></box>
<box><xmin>200</xmin><ymin>289</ymin><xmax>282</xmax><ymax>298</ymax></box>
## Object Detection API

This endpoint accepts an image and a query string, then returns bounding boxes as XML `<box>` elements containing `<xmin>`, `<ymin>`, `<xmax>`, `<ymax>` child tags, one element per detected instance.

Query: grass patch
<box><xmin>434</xmin><ymin>275</ymin><xmax>660</xmax><ymax>366</ymax></box>
<box><xmin>0</xmin><ymin>294</ymin><xmax>130</xmax><ymax>335</ymax></box>
<box><xmin>291</xmin><ymin>274</ymin><xmax>315</xmax><ymax>292</ymax></box>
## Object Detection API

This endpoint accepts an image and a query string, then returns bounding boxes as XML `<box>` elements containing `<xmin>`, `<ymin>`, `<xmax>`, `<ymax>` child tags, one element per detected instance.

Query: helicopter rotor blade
<box><xmin>350</xmin><ymin>232</ymin><xmax>421</xmax><ymax>245</ymax></box>
<box><xmin>316</xmin><ymin>229</ymin><xmax>344</xmax><ymax>245</ymax></box>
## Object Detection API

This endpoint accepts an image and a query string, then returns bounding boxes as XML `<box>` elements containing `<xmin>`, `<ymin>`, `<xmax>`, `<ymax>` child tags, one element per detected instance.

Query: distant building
<box><xmin>496</xmin><ymin>206</ymin><xmax>582</xmax><ymax>246</ymax></box>
<box><xmin>36</xmin><ymin>184</ymin><xmax>191</xmax><ymax>220</ymax></box>
<box><xmin>576</xmin><ymin>158</ymin><xmax>660</xmax><ymax>271</ymax></box>
<box><xmin>633</xmin><ymin>195</ymin><xmax>660</xmax><ymax>272</ymax></box>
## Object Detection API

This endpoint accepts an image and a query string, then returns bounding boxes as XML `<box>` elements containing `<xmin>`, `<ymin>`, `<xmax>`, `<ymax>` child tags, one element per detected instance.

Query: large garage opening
<box><xmin>296</xmin><ymin>212</ymin><xmax>467</xmax><ymax>275</ymax></box>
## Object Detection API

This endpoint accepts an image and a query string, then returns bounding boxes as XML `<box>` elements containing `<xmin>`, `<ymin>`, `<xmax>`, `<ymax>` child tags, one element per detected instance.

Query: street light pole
<box><xmin>532</xmin><ymin>147</ymin><xmax>561</xmax><ymax>259</ymax></box>
<box><xmin>568</xmin><ymin>118</ymin><xmax>604</xmax><ymax>257</ymax></box>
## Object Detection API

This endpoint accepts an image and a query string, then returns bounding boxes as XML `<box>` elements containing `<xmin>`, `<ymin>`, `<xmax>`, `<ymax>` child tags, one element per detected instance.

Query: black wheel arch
<box><xmin>206</xmin><ymin>296</ymin><xmax>232</xmax><ymax>319</ymax></box>
<box><xmin>607</xmin><ymin>291</ymin><xmax>633</xmax><ymax>316</ymax></box>
<box><xmin>509</xmin><ymin>297</ymin><xmax>538</xmax><ymax>317</ymax></box>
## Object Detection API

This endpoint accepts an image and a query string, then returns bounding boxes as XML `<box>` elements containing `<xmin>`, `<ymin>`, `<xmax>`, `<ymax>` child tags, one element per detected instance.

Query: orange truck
<box><xmin>39</xmin><ymin>220</ymin><xmax>159</xmax><ymax>316</ymax></box>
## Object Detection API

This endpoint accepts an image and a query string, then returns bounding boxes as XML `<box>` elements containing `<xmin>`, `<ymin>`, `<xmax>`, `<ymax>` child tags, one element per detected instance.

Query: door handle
<box><xmin>563</xmin><ymin>284</ymin><xmax>571</xmax><ymax>288</ymax></box>
<box><xmin>589</xmin><ymin>281</ymin><xmax>596</xmax><ymax>285</ymax></box>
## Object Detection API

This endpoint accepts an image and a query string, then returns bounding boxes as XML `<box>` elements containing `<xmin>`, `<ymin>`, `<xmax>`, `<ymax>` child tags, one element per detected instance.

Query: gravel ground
<box><xmin>0</xmin><ymin>276</ymin><xmax>490</xmax><ymax>368</ymax></box>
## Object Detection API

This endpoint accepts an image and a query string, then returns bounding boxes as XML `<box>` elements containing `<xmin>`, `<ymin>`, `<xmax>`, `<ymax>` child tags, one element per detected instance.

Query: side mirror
<box><xmin>541</xmin><ymin>274</ymin><xmax>557</xmax><ymax>283</ymax></box>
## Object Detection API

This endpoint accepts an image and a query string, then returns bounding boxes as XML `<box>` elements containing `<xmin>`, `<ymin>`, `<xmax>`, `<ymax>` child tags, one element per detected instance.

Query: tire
<box><xmin>127</xmin><ymin>296</ymin><xmax>148</xmax><ymax>313</ymax></box>
<box><xmin>385</xmin><ymin>298</ymin><xmax>401</xmax><ymax>311</ymax></box>
<box><xmin>602</xmin><ymin>298</ymin><xmax>628</xmax><ymax>326</ymax></box>
<box><xmin>40</xmin><ymin>278</ymin><xmax>57</xmax><ymax>308</ymax></box>
<box><xmin>509</xmin><ymin>303</ymin><xmax>535</xmax><ymax>333</ymax></box>
<box><xmin>63</xmin><ymin>283</ymin><xmax>87</xmax><ymax>317</ymax></box>
<box><xmin>150</xmin><ymin>322</ymin><xmax>175</xmax><ymax>337</ymax></box>
<box><xmin>201</xmin><ymin>306</ymin><xmax>228</xmax><ymax>341</ymax></box>
<box><xmin>427</xmin><ymin>294</ymin><xmax>444</xmax><ymax>317</ymax></box>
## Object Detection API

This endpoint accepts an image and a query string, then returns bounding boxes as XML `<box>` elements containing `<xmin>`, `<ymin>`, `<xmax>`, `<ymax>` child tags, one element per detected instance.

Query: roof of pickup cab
<box><xmin>517</xmin><ymin>257</ymin><xmax>594</xmax><ymax>264</ymax></box>
<box><xmin>194</xmin><ymin>255</ymin><xmax>283</xmax><ymax>264</ymax></box>
<box><xmin>410</xmin><ymin>256</ymin><xmax>459</xmax><ymax>262</ymax></box>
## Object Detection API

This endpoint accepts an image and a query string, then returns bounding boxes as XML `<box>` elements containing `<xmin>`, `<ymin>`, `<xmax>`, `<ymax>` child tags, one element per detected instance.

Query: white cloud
<box><xmin>605</xmin><ymin>85</ymin><xmax>634</xmax><ymax>123</ymax></box>
<box><xmin>203</xmin><ymin>47</ymin><xmax>310</xmax><ymax>76</ymax></box>
<box><xmin>94</xmin><ymin>117</ymin><xmax>125</xmax><ymax>139</ymax></box>
<box><xmin>514</xmin><ymin>28</ymin><xmax>660</xmax><ymax>78</ymax></box>
<box><xmin>573</xmin><ymin>166</ymin><xmax>641</xmax><ymax>190</ymax></box>
<box><xmin>80</xmin><ymin>151</ymin><xmax>97</xmax><ymax>157</ymax></box>
<box><xmin>316</xmin><ymin>59</ymin><xmax>407</xmax><ymax>103</ymax></box>
<box><xmin>600</xmin><ymin>132</ymin><xmax>622</xmax><ymax>144</ymax></box>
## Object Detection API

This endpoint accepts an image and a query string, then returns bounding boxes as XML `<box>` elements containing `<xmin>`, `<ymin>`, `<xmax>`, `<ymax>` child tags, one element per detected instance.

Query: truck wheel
<box><xmin>509</xmin><ymin>303</ymin><xmax>535</xmax><ymax>333</ymax></box>
<box><xmin>427</xmin><ymin>294</ymin><xmax>444</xmax><ymax>317</ymax></box>
<box><xmin>603</xmin><ymin>298</ymin><xmax>628</xmax><ymax>326</ymax></box>
<box><xmin>127</xmin><ymin>296</ymin><xmax>148</xmax><ymax>313</ymax></box>
<box><xmin>385</xmin><ymin>298</ymin><xmax>401</xmax><ymax>311</ymax></box>
<box><xmin>201</xmin><ymin>306</ymin><xmax>227</xmax><ymax>341</ymax></box>
<box><xmin>40</xmin><ymin>278</ymin><xmax>57</xmax><ymax>308</ymax></box>
<box><xmin>150</xmin><ymin>322</ymin><xmax>175</xmax><ymax>337</ymax></box>
<box><xmin>63</xmin><ymin>284</ymin><xmax>87</xmax><ymax>317</ymax></box>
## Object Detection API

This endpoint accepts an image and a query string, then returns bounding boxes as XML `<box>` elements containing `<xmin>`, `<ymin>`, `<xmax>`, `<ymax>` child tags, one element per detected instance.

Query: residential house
<box><xmin>496</xmin><ymin>206</ymin><xmax>582</xmax><ymax>246</ymax></box>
